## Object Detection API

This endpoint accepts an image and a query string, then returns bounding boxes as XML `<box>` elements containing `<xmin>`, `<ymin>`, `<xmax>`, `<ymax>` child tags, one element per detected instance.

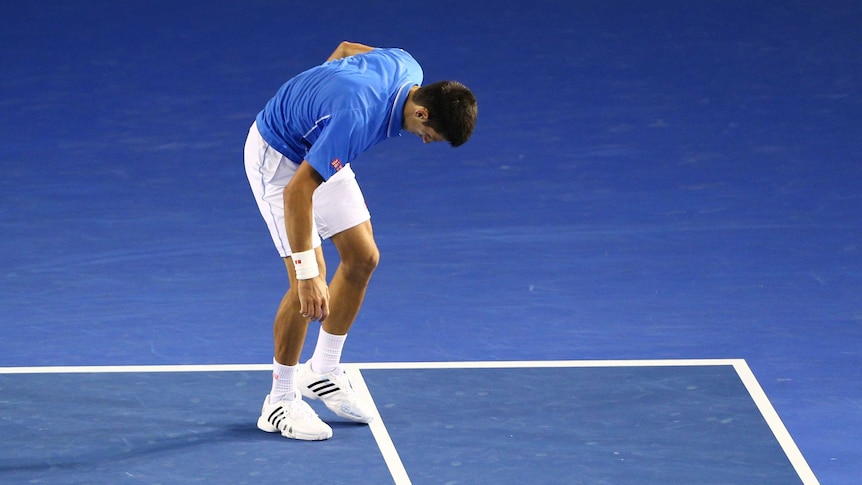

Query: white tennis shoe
<box><xmin>257</xmin><ymin>392</ymin><xmax>333</xmax><ymax>441</ymax></box>
<box><xmin>297</xmin><ymin>364</ymin><xmax>374</xmax><ymax>424</ymax></box>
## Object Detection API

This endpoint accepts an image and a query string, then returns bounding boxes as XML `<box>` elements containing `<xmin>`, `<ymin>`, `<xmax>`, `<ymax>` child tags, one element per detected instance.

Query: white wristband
<box><xmin>291</xmin><ymin>249</ymin><xmax>319</xmax><ymax>280</ymax></box>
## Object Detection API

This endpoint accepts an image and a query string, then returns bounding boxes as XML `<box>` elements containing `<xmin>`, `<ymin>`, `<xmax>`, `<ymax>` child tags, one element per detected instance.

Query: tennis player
<box><xmin>244</xmin><ymin>41</ymin><xmax>477</xmax><ymax>440</ymax></box>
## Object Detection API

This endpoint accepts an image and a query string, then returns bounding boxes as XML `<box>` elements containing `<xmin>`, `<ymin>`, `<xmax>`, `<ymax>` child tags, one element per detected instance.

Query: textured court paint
<box><xmin>0</xmin><ymin>371</ymin><xmax>392</xmax><ymax>484</ymax></box>
<box><xmin>363</xmin><ymin>366</ymin><xmax>804</xmax><ymax>484</ymax></box>
<box><xmin>0</xmin><ymin>362</ymin><xmax>812</xmax><ymax>484</ymax></box>
<box><xmin>1</xmin><ymin>1</ymin><xmax>859</xmax><ymax>483</ymax></box>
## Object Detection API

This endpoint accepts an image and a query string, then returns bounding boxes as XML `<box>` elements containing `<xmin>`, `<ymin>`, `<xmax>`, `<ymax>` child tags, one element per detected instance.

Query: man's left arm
<box><xmin>327</xmin><ymin>41</ymin><xmax>374</xmax><ymax>61</ymax></box>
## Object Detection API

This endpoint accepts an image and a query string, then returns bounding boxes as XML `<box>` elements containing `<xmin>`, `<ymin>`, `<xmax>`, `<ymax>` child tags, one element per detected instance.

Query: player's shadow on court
<box><xmin>0</xmin><ymin>421</ymin><xmax>264</xmax><ymax>475</ymax></box>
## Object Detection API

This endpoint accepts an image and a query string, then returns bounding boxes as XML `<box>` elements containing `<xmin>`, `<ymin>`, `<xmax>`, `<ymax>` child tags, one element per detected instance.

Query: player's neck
<box><xmin>402</xmin><ymin>86</ymin><xmax>421</xmax><ymax>121</ymax></box>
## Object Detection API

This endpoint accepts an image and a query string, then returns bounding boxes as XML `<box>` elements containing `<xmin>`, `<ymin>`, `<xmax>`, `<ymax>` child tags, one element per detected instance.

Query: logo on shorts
<box><xmin>330</xmin><ymin>158</ymin><xmax>344</xmax><ymax>171</ymax></box>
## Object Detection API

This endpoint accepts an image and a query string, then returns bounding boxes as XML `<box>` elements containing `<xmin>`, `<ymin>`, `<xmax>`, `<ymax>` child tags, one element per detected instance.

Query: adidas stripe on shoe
<box><xmin>257</xmin><ymin>393</ymin><xmax>332</xmax><ymax>441</ymax></box>
<box><xmin>297</xmin><ymin>364</ymin><xmax>374</xmax><ymax>424</ymax></box>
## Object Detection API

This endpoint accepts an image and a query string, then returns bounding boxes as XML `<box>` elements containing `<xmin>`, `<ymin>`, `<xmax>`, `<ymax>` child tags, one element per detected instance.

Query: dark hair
<box><xmin>412</xmin><ymin>81</ymin><xmax>477</xmax><ymax>147</ymax></box>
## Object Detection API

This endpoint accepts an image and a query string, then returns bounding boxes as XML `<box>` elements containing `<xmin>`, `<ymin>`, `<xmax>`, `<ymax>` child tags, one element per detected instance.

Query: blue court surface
<box><xmin>1</xmin><ymin>1</ymin><xmax>860</xmax><ymax>484</ymax></box>
<box><xmin>0</xmin><ymin>361</ymin><xmax>813</xmax><ymax>484</ymax></box>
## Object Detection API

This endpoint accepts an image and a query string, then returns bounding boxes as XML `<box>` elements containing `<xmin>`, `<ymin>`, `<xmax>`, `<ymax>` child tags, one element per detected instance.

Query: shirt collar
<box><xmin>387</xmin><ymin>82</ymin><xmax>415</xmax><ymax>138</ymax></box>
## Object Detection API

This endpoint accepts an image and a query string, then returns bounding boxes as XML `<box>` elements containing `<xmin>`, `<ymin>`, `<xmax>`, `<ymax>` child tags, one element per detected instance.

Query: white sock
<box><xmin>309</xmin><ymin>328</ymin><xmax>347</xmax><ymax>374</ymax></box>
<box><xmin>269</xmin><ymin>358</ymin><xmax>298</xmax><ymax>403</ymax></box>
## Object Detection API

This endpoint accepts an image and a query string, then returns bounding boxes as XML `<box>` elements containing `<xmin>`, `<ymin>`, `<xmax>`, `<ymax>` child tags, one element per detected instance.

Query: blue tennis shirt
<box><xmin>255</xmin><ymin>48</ymin><xmax>424</xmax><ymax>181</ymax></box>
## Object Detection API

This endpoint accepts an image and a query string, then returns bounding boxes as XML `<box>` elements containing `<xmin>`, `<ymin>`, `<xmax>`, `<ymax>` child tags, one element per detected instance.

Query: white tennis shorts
<box><xmin>244</xmin><ymin>122</ymin><xmax>371</xmax><ymax>258</ymax></box>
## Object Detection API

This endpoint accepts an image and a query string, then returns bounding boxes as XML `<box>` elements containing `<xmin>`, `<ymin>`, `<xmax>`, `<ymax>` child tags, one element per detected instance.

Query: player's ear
<box><xmin>414</xmin><ymin>107</ymin><xmax>429</xmax><ymax>120</ymax></box>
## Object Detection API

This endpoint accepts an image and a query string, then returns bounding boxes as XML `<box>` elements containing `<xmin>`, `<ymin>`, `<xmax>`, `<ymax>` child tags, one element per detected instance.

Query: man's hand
<box><xmin>298</xmin><ymin>276</ymin><xmax>330</xmax><ymax>322</ymax></box>
<box><xmin>327</xmin><ymin>41</ymin><xmax>374</xmax><ymax>61</ymax></box>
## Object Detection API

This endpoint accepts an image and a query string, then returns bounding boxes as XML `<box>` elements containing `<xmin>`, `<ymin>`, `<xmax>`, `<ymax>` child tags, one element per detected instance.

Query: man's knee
<box><xmin>331</xmin><ymin>221</ymin><xmax>379</xmax><ymax>280</ymax></box>
<box><xmin>344</xmin><ymin>245</ymin><xmax>379</xmax><ymax>279</ymax></box>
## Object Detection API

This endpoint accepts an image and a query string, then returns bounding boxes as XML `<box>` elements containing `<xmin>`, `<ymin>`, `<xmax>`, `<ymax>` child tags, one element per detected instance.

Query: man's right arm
<box><xmin>284</xmin><ymin>161</ymin><xmax>329</xmax><ymax>321</ymax></box>
<box><xmin>327</xmin><ymin>41</ymin><xmax>374</xmax><ymax>61</ymax></box>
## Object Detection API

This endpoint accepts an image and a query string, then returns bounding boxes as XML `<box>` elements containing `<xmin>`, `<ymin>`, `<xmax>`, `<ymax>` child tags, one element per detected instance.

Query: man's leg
<box><xmin>274</xmin><ymin>247</ymin><xmax>328</xmax><ymax>366</ymax></box>
<box><xmin>298</xmin><ymin>221</ymin><xmax>378</xmax><ymax>423</ymax></box>
<box><xmin>322</xmin><ymin>220</ymin><xmax>379</xmax><ymax>335</ymax></box>
<box><xmin>306</xmin><ymin>220</ymin><xmax>378</xmax><ymax>375</ymax></box>
<box><xmin>245</xmin><ymin>125</ymin><xmax>332</xmax><ymax>440</ymax></box>
<box><xmin>271</xmin><ymin>221</ymin><xmax>376</xmax><ymax>370</ymax></box>
<box><xmin>256</xmin><ymin>247</ymin><xmax>333</xmax><ymax>441</ymax></box>
<box><xmin>257</xmin><ymin>248</ymin><xmax>333</xmax><ymax>440</ymax></box>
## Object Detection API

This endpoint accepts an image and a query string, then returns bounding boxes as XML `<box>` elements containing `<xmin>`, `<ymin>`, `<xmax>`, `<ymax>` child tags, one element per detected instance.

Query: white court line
<box><xmin>351</xmin><ymin>358</ymin><xmax>745</xmax><ymax>369</ymax></box>
<box><xmin>0</xmin><ymin>364</ymin><xmax>270</xmax><ymax>374</ymax></box>
<box><xmin>733</xmin><ymin>360</ymin><xmax>820</xmax><ymax>485</ymax></box>
<box><xmin>0</xmin><ymin>359</ymin><xmax>741</xmax><ymax>374</ymax></box>
<box><xmin>348</xmin><ymin>367</ymin><xmax>412</xmax><ymax>485</ymax></box>
<box><xmin>0</xmin><ymin>359</ymin><xmax>817</xmax><ymax>484</ymax></box>
<box><xmin>0</xmin><ymin>359</ymin><xmax>743</xmax><ymax>375</ymax></box>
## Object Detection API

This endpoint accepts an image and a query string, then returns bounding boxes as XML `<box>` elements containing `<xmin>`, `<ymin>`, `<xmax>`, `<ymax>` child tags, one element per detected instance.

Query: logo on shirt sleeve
<box><xmin>330</xmin><ymin>158</ymin><xmax>344</xmax><ymax>172</ymax></box>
